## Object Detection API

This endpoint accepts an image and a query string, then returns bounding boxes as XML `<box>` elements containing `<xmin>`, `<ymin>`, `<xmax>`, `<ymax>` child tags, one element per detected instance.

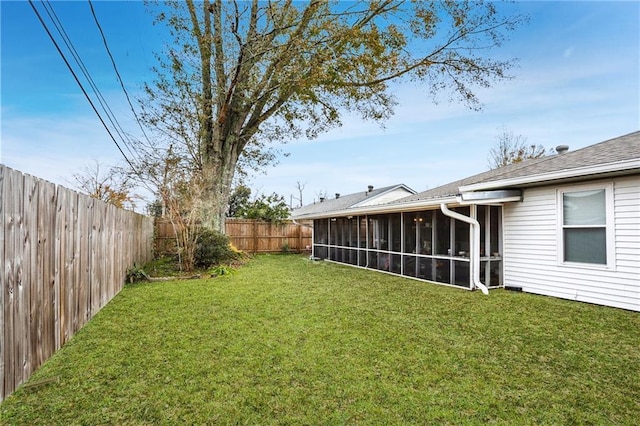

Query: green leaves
<box><xmin>228</xmin><ymin>185</ymin><xmax>290</xmax><ymax>223</ymax></box>
<box><xmin>146</xmin><ymin>0</ymin><xmax>527</xmax><ymax>153</ymax></box>
<box><xmin>133</xmin><ymin>0</ymin><xmax>527</xmax><ymax>232</ymax></box>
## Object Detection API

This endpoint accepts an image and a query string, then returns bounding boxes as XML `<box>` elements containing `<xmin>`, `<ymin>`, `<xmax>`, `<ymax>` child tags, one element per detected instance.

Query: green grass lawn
<box><xmin>2</xmin><ymin>255</ymin><xmax>639</xmax><ymax>425</ymax></box>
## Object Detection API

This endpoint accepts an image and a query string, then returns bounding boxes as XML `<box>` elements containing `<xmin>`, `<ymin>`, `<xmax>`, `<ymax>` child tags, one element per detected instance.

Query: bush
<box><xmin>194</xmin><ymin>229</ymin><xmax>238</xmax><ymax>269</ymax></box>
<box><xmin>126</xmin><ymin>264</ymin><xmax>148</xmax><ymax>283</ymax></box>
<box><xmin>208</xmin><ymin>264</ymin><xmax>235</xmax><ymax>277</ymax></box>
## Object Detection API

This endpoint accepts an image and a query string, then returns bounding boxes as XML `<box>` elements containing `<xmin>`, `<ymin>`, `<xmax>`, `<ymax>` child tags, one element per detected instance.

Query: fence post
<box><xmin>253</xmin><ymin>220</ymin><xmax>258</xmax><ymax>254</ymax></box>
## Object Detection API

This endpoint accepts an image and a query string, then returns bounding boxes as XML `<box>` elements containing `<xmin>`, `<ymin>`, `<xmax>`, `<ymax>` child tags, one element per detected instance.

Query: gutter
<box><xmin>439</xmin><ymin>203</ymin><xmax>489</xmax><ymax>295</ymax></box>
<box><xmin>459</xmin><ymin>159</ymin><xmax>640</xmax><ymax>192</ymax></box>
<box><xmin>292</xmin><ymin>196</ymin><xmax>459</xmax><ymax>221</ymax></box>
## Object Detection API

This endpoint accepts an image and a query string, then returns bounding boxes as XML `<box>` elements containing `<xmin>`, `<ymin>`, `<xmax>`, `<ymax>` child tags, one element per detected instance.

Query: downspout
<box><xmin>440</xmin><ymin>204</ymin><xmax>489</xmax><ymax>295</ymax></box>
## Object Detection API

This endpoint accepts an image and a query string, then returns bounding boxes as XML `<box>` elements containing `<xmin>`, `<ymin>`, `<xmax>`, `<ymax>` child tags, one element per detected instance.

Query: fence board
<box><xmin>54</xmin><ymin>186</ymin><xmax>66</xmax><ymax>351</ymax></box>
<box><xmin>3</xmin><ymin>168</ymin><xmax>22</xmax><ymax>396</ymax></box>
<box><xmin>23</xmin><ymin>174</ymin><xmax>38</xmax><ymax>381</ymax></box>
<box><xmin>34</xmin><ymin>182</ymin><xmax>45</xmax><ymax>370</ymax></box>
<box><xmin>154</xmin><ymin>218</ymin><xmax>312</xmax><ymax>255</ymax></box>
<box><xmin>78</xmin><ymin>196</ymin><xmax>91</xmax><ymax>329</ymax></box>
<box><xmin>61</xmin><ymin>188</ymin><xmax>77</xmax><ymax>347</ymax></box>
<box><xmin>38</xmin><ymin>180</ymin><xmax>57</xmax><ymax>369</ymax></box>
<box><xmin>90</xmin><ymin>201</ymin><xmax>106</xmax><ymax>317</ymax></box>
<box><xmin>113</xmin><ymin>209</ymin><xmax>123</xmax><ymax>298</ymax></box>
<box><xmin>0</xmin><ymin>165</ymin><xmax>154</xmax><ymax>401</ymax></box>
<box><xmin>11</xmin><ymin>169</ymin><xmax>24</xmax><ymax>393</ymax></box>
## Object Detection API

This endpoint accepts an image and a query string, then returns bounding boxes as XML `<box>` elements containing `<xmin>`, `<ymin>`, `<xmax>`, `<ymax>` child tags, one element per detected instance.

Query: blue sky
<box><xmin>1</xmin><ymin>1</ymin><xmax>639</xmax><ymax>209</ymax></box>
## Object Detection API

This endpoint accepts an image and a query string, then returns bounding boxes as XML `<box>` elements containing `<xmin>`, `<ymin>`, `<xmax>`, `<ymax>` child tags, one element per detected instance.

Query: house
<box><xmin>292</xmin><ymin>131</ymin><xmax>640</xmax><ymax>311</ymax></box>
<box><xmin>292</xmin><ymin>184</ymin><xmax>417</xmax><ymax>218</ymax></box>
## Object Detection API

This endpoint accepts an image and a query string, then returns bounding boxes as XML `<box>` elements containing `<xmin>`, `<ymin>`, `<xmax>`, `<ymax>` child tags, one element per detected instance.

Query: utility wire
<box><xmin>39</xmin><ymin>0</ymin><xmax>142</xmax><ymax>164</ymax></box>
<box><xmin>27</xmin><ymin>0</ymin><xmax>140</xmax><ymax>174</ymax></box>
<box><xmin>87</xmin><ymin>0</ymin><xmax>153</xmax><ymax>146</ymax></box>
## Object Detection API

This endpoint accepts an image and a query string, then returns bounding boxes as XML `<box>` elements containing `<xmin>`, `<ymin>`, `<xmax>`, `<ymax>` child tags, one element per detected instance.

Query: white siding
<box><xmin>503</xmin><ymin>175</ymin><xmax>640</xmax><ymax>311</ymax></box>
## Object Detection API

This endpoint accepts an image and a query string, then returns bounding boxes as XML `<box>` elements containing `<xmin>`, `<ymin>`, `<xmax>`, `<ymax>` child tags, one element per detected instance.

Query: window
<box><xmin>559</xmin><ymin>184</ymin><xmax>612</xmax><ymax>266</ymax></box>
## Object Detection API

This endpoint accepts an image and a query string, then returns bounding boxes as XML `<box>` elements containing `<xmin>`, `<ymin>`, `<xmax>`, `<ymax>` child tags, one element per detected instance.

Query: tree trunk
<box><xmin>201</xmin><ymin>153</ymin><xmax>237</xmax><ymax>233</ymax></box>
<box><xmin>152</xmin><ymin>0</ymin><xmax>524</xmax><ymax>235</ymax></box>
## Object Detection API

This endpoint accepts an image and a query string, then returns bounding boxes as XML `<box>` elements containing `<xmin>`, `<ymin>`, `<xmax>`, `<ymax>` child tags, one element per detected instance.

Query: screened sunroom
<box><xmin>312</xmin><ymin>205</ymin><xmax>504</xmax><ymax>290</ymax></box>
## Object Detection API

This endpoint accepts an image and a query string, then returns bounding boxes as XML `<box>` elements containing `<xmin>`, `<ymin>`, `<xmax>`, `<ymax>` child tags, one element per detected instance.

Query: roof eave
<box><xmin>459</xmin><ymin>159</ymin><xmax>640</xmax><ymax>192</ymax></box>
<box><xmin>291</xmin><ymin>195</ymin><xmax>459</xmax><ymax>220</ymax></box>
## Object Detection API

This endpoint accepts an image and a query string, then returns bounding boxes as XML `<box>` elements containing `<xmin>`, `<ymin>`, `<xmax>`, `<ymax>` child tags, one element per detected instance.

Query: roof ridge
<box><xmin>291</xmin><ymin>183</ymin><xmax>414</xmax><ymax>218</ymax></box>
<box><xmin>293</xmin><ymin>131</ymin><xmax>640</xmax><ymax>216</ymax></box>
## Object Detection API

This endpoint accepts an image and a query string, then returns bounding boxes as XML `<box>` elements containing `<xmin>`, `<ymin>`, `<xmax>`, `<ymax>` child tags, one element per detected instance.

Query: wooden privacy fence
<box><xmin>155</xmin><ymin>218</ymin><xmax>313</xmax><ymax>255</ymax></box>
<box><xmin>0</xmin><ymin>165</ymin><xmax>154</xmax><ymax>401</ymax></box>
<box><xmin>226</xmin><ymin>218</ymin><xmax>312</xmax><ymax>253</ymax></box>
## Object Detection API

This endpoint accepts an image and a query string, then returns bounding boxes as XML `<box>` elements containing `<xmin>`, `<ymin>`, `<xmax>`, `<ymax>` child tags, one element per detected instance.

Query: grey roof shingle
<box><xmin>398</xmin><ymin>130</ymin><xmax>640</xmax><ymax>203</ymax></box>
<box><xmin>290</xmin><ymin>131</ymin><xmax>639</xmax><ymax>218</ymax></box>
<box><xmin>291</xmin><ymin>184</ymin><xmax>409</xmax><ymax>218</ymax></box>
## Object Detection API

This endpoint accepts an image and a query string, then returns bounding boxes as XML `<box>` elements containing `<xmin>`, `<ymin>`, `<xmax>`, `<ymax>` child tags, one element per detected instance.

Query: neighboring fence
<box><xmin>0</xmin><ymin>165</ymin><xmax>154</xmax><ymax>401</ymax></box>
<box><xmin>155</xmin><ymin>218</ymin><xmax>313</xmax><ymax>255</ymax></box>
<box><xmin>226</xmin><ymin>218</ymin><xmax>312</xmax><ymax>253</ymax></box>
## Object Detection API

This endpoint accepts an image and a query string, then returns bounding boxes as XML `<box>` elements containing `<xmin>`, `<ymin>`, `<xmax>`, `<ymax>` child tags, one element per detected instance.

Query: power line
<box><xmin>39</xmin><ymin>0</ymin><xmax>142</xmax><ymax>165</ymax></box>
<box><xmin>87</xmin><ymin>0</ymin><xmax>153</xmax><ymax>147</ymax></box>
<box><xmin>27</xmin><ymin>0</ymin><xmax>139</xmax><ymax>174</ymax></box>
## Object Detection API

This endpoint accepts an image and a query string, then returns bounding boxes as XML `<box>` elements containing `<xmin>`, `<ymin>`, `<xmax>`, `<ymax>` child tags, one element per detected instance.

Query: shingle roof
<box><xmin>289</xmin><ymin>131</ymin><xmax>639</xmax><ymax>219</ymax></box>
<box><xmin>291</xmin><ymin>184</ymin><xmax>411</xmax><ymax>218</ymax></box>
<box><xmin>398</xmin><ymin>130</ymin><xmax>640</xmax><ymax>203</ymax></box>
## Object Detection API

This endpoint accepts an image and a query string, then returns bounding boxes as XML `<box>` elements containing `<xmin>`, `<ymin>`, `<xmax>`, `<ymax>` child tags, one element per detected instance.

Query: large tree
<box><xmin>139</xmin><ymin>0</ymin><xmax>526</xmax><ymax>232</ymax></box>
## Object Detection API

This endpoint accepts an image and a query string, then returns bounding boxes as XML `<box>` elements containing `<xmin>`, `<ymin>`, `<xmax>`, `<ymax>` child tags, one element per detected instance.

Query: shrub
<box><xmin>126</xmin><ymin>264</ymin><xmax>148</xmax><ymax>283</ymax></box>
<box><xmin>194</xmin><ymin>229</ymin><xmax>238</xmax><ymax>269</ymax></box>
<box><xmin>208</xmin><ymin>264</ymin><xmax>235</xmax><ymax>277</ymax></box>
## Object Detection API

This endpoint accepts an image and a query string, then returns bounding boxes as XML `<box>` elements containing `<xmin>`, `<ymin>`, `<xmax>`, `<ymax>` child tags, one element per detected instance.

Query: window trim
<box><xmin>556</xmin><ymin>182</ymin><xmax>615</xmax><ymax>270</ymax></box>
